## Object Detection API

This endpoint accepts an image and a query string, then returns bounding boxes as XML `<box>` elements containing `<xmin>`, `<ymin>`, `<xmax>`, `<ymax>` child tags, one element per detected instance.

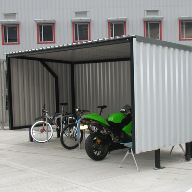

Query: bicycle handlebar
<box><xmin>78</xmin><ymin>109</ymin><xmax>89</xmax><ymax>114</ymax></box>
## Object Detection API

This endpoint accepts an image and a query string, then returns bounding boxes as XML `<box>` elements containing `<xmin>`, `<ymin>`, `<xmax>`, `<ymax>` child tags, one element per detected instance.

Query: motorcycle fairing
<box><xmin>108</xmin><ymin>112</ymin><xmax>127</xmax><ymax>123</ymax></box>
<box><xmin>82</xmin><ymin>113</ymin><xmax>110</xmax><ymax>126</ymax></box>
<box><xmin>122</xmin><ymin>121</ymin><xmax>132</xmax><ymax>136</ymax></box>
<box><xmin>108</xmin><ymin>113</ymin><xmax>132</xmax><ymax>137</ymax></box>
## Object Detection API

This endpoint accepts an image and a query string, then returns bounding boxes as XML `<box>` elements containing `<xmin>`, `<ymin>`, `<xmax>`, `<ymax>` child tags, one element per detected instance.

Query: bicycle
<box><xmin>30</xmin><ymin>103</ymin><xmax>75</xmax><ymax>143</ymax></box>
<box><xmin>60</xmin><ymin>105</ymin><xmax>107</xmax><ymax>149</ymax></box>
<box><xmin>60</xmin><ymin>107</ymin><xmax>89</xmax><ymax>149</ymax></box>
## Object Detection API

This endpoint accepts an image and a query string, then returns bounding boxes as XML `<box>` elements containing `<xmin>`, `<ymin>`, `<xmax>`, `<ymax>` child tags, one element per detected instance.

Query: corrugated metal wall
<box><xmin>9</xmin><ymin>58</ymin><xmax>131</xmax><ymax>128</ymax></box>
<box><xmin>0</xmin><ymin>60</ymin><xmax>6</xmax><ymax>127</ymax></box>
<box><xmin>133</xmin><ymin>38</ymin><xmax>192</xmax><ymax>153</ymax></box>
<box><xmin>10</xmin><ymin>59</ymin><xmax>71</xmax><ymax>128</ymax></box>
<box><xmin>74</xmin><ymin>61</ymin><xmax>131</xmax><ymax>118</ymax></box>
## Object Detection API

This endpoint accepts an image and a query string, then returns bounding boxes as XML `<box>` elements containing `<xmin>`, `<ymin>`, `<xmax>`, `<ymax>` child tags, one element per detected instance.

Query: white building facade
<box><xmin>1</xmin><ymin>0</ymin><xmax>192</xmax><ymax>60</ymax></box>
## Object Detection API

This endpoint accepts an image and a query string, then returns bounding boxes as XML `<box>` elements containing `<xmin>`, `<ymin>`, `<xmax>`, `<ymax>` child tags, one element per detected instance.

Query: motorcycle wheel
<box><xmin>85</xmin><ymin>132</ymin><xmax>109</xmax><ymax>161</ymax></box>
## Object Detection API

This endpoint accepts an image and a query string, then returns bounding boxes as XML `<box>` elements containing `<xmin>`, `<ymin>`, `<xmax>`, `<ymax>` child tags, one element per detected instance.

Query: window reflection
<box><xmin>39</xmin><ymin>24</ymin><xmax>53</xmax><ymax>42</ymax></box>
<box><xmin>110</xmin><ymin>22</ymin><xmax>124</xmax><ymax>37</ymax></box>
<box><xmin>146</xmin><ymin>22</ymin><xmax>160</xmax><ymax>39</ymax></box>
<box><xmin>3</xmin><ymin>25</ymin><xmax>18</xmax><ymax>43</ymax></box>
<box><xmin>181</xmin><ymin>21</ymin><xmax>192</xmax><ymax>39</ymax></box>
<box><xmin>74</xmin><ymin>23</ymin><xmax>89</xmax><ymax>41</ymax></box>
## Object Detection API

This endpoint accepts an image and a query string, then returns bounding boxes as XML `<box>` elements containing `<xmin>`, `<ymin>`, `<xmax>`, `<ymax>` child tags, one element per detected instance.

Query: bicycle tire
<box><xmin>60</xmin><ymin>123</ymin><xmax>83</xmax><ymax>149</ymax></box>
<box><xmin>31</xmin><ymin>121</ymin><xmax>53</xmax><ymax>143</ymax></box>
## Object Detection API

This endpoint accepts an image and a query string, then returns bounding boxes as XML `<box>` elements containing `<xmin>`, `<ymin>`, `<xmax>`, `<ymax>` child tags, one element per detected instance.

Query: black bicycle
<box><xmin>60</xmin><ymin>107</ymin><xmax>89</xmax><ymax>149</ymax></box>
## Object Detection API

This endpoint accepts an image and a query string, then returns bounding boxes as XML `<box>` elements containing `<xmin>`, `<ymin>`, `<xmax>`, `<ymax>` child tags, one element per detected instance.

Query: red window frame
<box><xmin>37</xmin><ymin>23</ymin><xmax>55</xmax><ymax>44</ymax></box>
<box><xmin>179</xmin><ymin>20</ymin><xmax>192</xmax><ymax>41</ymax></box>
<box><xmin>1</xmin><ymin>24</ymin><xmax>20</xmax><ymax>45</ymax></box>
<box><xmin>72</xmin><ymin>22</ymin><xmax>91</xmax><ymax>43</ymax></box>
<box><xmin>108</xmin><ymin>21</ymin><xmax>126</xmax><ymax>38</ymax></box>
<box><xmin>144</xmin><ymin>21</ymin><xmax>162</xmax><ymax>40</ymax></box>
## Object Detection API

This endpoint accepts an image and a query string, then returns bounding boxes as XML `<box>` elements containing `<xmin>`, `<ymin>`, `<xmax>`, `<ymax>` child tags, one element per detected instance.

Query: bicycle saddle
<box><xmin>60</xmin><ymin>103</ymin><xmax>68</xmax><ymax>106</ymax></box>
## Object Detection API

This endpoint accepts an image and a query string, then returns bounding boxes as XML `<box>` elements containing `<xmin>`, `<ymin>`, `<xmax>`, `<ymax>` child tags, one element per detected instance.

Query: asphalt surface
<box><xmin>0</xmin><ymin>127</ymin><xmax>192</xmax><ymax>192</ymax></box>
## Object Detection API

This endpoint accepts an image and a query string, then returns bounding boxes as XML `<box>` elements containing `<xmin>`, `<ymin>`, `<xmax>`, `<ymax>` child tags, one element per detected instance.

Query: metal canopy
<box><xmin>6</xmin><ymin>35</ymin><xmax>192</xmax><ymax>168</ymax></box>
<box><xmin>6</xmin><ymin>37</ymin><xmax>132</xmax><ymax>64</ymax></box>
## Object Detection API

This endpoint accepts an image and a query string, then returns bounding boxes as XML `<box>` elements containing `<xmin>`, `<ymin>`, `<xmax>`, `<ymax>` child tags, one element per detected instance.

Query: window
<box><xmin>37</xmin><ymin>23</ymin><xmax>55</xmax><ymax>44</ymax></box>
<box><xmin>144</xmin><ymin>21</ymin><xmax>162</xmax><ymax>40</ymax></box>
<box><xmin>72</xmin><ymin>22</ymin><xmax>91</xmax><ymax>42</ymax></box>
<box><xmin>179</xmin><ymin>21</ymin><xmax>192</xmax><ymax>40</ymax></box>
<box><xmin>1</xmin><ymin>24</ymin><xmax>20</xmax><ymax>45</ymax></box>
<box><xmin>108</xmin><ymin>22</ymin><xmax>126</xmax><ymax>38</ymax></box>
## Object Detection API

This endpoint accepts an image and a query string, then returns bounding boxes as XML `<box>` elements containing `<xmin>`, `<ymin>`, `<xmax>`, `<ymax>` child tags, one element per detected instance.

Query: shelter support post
<box><xmin>56</xmin><ymin>129</ymin><xmax>60</xmax><ymax>138</ymax></box>
<box><xmin>191</xmin><ymin>142</ymin><xmax>192</xmax><ymax>158</ymax></box>
<box><xmin>6</xmin><ymin>56</ymin><xmax>13</xmax><ymax>130</ymax></box>
<box><xmin>29</xmin><ymin>127</ymin><xmax>33</xmax><ymax>142</ymax></box>
<box><xmin>155</xmin><ymin>149</ymin><xmax>161</xmax><ymax>169</ymax></box>
<box><xmin>71</xmin><ymin>63</ymin><xmax>76</xmax><ymax>113</ymax></box>
<box><xmin>40</xmin><ymin>61</ymin><xmax>59</xmax><ymax>113</ymax></box>
<box><xmin>1</xmin><ymin>121</ymin><xmax>4</xmax><ymax>130</ymax></box>
<box><xmin>185</xmin><ymin>142</ymin><xmax>192</xmax><ymax>161</ymax></box>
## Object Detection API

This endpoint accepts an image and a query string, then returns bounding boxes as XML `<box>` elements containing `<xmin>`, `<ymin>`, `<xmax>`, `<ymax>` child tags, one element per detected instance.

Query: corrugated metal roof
<box><xmin>6</xmin><ymin>35</ymin><xmax>131</xmax><ymax>55</ymax></box>
<box><xmin>6</xmin><ymin>35</ymin><xmax>133</xmax><ymax>64</ymax></box>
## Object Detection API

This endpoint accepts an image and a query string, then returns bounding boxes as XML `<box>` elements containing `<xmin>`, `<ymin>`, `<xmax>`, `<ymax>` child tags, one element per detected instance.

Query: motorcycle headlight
<box><xmin>80</xmin><ymin>124</ymin><xmax>88</xmax><ymax>130</ymax></box>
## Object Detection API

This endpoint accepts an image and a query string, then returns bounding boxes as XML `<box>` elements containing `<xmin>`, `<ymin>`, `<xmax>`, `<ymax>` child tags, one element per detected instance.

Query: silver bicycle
<box><xmin>30</xmin><ymin>103</ymin><xmax>75</xmax><ymax>143</ymax></box>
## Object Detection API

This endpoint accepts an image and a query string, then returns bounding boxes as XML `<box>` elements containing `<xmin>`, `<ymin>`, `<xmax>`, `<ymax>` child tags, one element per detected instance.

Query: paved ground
<box><xmin>0</xmin><ymin>127</ymin><xmax>192</xmax><ymax>192</ymax></box>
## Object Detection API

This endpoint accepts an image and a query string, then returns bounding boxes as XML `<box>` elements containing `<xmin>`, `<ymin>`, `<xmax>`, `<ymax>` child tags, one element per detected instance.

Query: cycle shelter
<box><xmin>6</xmin><ymin>35</ymin><xmax>192</xmax><ymax>167</ymax></box>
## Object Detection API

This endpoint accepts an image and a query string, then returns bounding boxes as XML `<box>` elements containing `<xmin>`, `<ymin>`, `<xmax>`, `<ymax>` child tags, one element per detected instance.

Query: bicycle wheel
<box><xmin>60</xmin><ymin>123</ymin><xmax>83</xmax><ymax>149</ymax></box>
<box><xmin>31</xmin><ymin>121</ymin><xmax>53</xmax><ymax>143</ymax></box>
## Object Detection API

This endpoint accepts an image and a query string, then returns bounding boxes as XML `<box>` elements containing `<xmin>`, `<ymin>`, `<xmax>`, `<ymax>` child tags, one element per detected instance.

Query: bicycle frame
<box><xmin>76</xmin><ymin>109</ymin><xmax>89</xmax><ymax>149</ymax></box>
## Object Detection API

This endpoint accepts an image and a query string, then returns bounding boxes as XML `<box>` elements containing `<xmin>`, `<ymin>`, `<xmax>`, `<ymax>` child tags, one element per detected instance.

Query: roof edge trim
<box><xmin>107</xmin><ymin>17</ymin><xmax>128</xmax><ymax>21</ymax></box>
<box><xmin>136</xmin><ymin>35</ymin><xmax>192</xmax><ymax>52</ymax></box>
<box><xmin>71</xmin><ymin>18</ymin><xmax>91</xmax><ymax>22</ymax></box>
<box><xmin>34</xmin><ymin>19</ymin><xmax>56</xmax><ymax>23</ymax></box>
<box><xmin>178</xmin><ymin>16</ymin><xmax>192</xmax><ymax>20</ymax></box>
<box><xmin>143</xmin><ymin>16</ymin><xmax>164</xmax><ymax>21</ymax></box>
<box><xmin>0</xmin><ymin>20</ymin><xmax>20</xmax><ymax>24</ymax></box>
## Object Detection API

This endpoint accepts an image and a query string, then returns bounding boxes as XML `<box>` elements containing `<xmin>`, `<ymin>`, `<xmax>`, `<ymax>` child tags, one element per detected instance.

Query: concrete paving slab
<box><xmin>0</xmin><ymin>129</ymin><xmax>192</xmax><ymax>192</ymax></box>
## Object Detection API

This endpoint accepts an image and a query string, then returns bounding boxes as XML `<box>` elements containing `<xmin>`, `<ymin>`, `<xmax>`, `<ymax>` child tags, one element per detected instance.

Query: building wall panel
<box><xmin>1</xmin><ymin>0</ymin><xmax>192</xmax><ymax>59</ymax></box>
<box><xmin>74</xmin><ymin>61</ymin><xmax>131</xmax><ymax>118</ymax></box>
<box><xmin>134</xmin><ymin>39</ymin><xmax>192</xmax><ymax>153</ymax></box>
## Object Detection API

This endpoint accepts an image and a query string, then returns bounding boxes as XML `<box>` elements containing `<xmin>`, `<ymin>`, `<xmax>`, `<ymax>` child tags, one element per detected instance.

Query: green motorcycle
<box><xmin>81</xmin><ymin>104</ymin><xmax>132</xmax><ymax>161</ymax></box>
